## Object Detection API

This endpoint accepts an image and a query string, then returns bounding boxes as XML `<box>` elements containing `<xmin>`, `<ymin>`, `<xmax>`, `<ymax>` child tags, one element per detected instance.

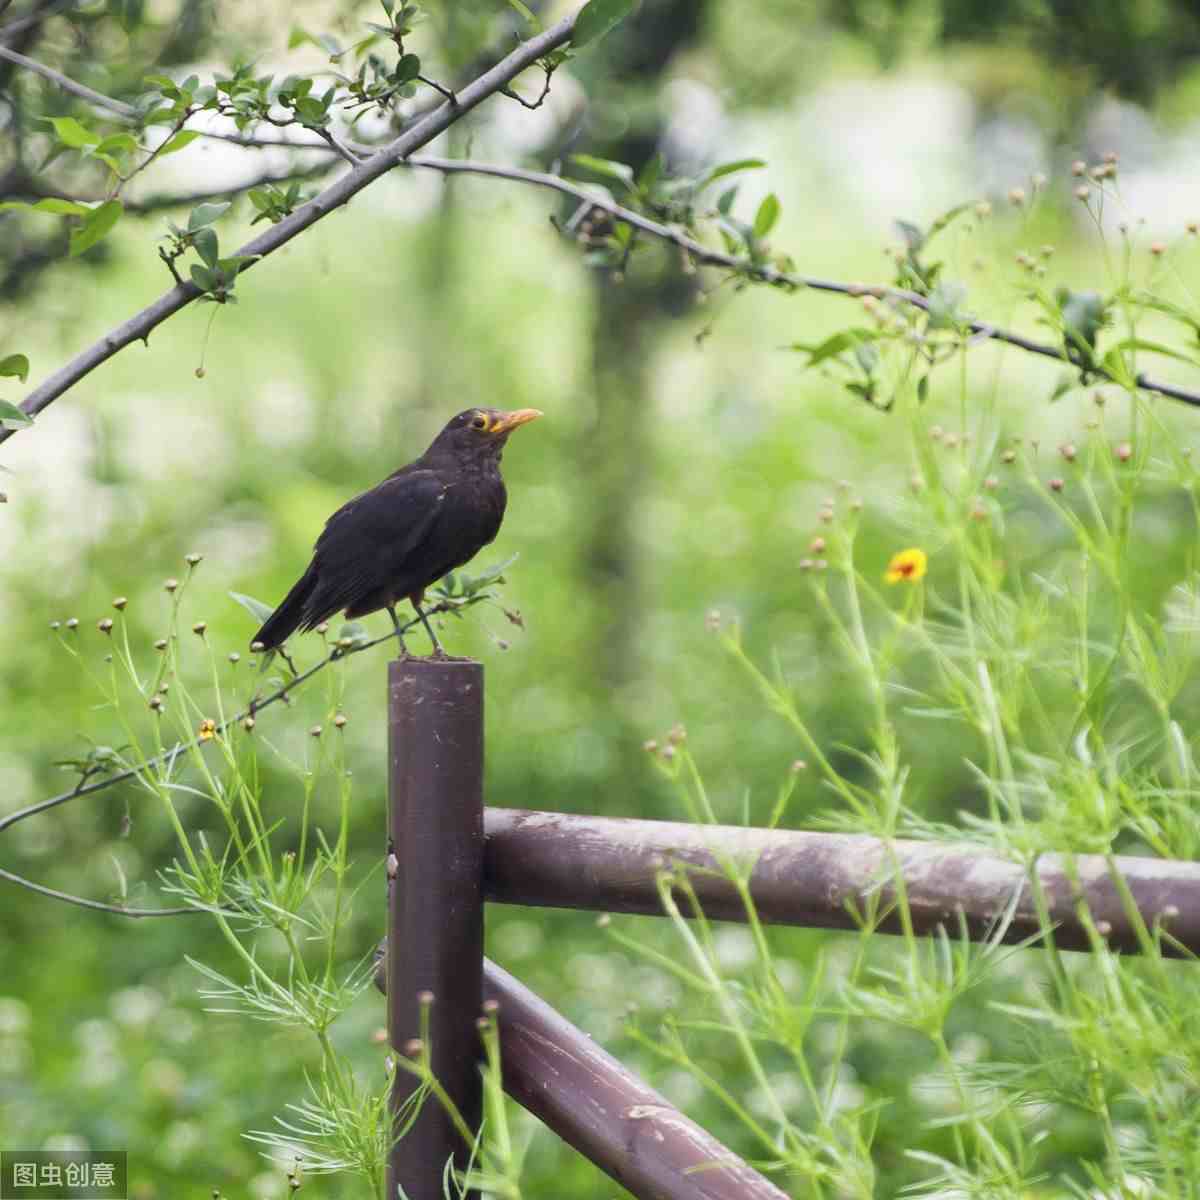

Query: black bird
<box><xmin>252</xmin><ymin>407</ymin><xmax>542</xmax><ymax>655</ymax></box>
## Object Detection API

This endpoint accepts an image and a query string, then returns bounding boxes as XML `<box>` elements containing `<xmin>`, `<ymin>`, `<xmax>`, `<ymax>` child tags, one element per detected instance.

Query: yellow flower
<box><xmin>884</xmin><ymin>547</ymin><xmax>927</xmax><ymax>584</ymax></box>
<box><xmin>198</xmin><ymin>718</ymin><xmax>217</xmax><ymax>741</ymax></box>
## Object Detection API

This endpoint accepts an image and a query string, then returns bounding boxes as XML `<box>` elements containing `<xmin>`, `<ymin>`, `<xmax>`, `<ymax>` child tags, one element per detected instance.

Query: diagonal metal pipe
<box><xmin>374</xmin><ymin>949</ymin><xmax>790</xmax><ymax>1200</ymax></box>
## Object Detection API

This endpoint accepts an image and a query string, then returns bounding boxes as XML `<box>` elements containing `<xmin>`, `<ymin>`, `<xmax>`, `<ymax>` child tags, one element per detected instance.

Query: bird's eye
<box><xmin>470</xmin><ymin>414</ymin><xmax>489</xmax><ymax>431</ymax></box>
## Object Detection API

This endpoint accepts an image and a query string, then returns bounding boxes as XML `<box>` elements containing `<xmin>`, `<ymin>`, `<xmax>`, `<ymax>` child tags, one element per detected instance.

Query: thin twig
<box><xmin>0</xmin><ymin>9</ymin><xmax>582</xmax><ymax>445</ymax></box>
<box><xmin>192</xmin><ymin>128</ymin><xmax>335</xmax><ymax>152</ymax></box>
<box><xmin>0</xmin><ymin>0</ymin><xmax>79</xmax><ymax>42</ymax></box>
<box><xmin>314</xmin><ymin>126</ymin><xmax>362</xmax><ymax>165</ymax></box>
<box><xmin>0</xmin><ymin>866</ymin><xmax>204</xmax><ymax>917</ymax></box>
<box><xmin>417</xmin><ymin>74</ymin><xmax>456</xmax><ymax>104</ymax></box>
<box><xmin>499</xmin><ymin>61</ymin><xmax>553</xmax><ymax>111</ymax></box>
<box><xmin>0</xmin><ymin>608</ymin><xmax>446</xmax><ymax>839</ymax></box>
<box><xmin>0</xmin><ymin>42</ymin><xmax>137</xmax><ymax>117</ymax></box>
<box><xmin>114</xmin><ymin>107</ymin><xmax>191</xmax><ymax>197</ymax></box>
<box><xmin>400</xmin><ymin>155</ymin><xmax>1200</xmax><ymax>409</ymax></box>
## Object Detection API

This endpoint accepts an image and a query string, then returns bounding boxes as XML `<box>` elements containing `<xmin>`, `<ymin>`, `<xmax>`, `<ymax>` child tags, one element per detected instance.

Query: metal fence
<box><xmin>377</xmin><ymin>657</ymin><xmax>1200</xmax><ymax>1200</ymax></box>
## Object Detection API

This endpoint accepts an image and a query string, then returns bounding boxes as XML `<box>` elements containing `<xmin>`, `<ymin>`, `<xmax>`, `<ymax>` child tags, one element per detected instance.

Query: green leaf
<box><xmin>505</xmin><ymin>0</ymin><xmax>540</xmax><ymax>27</ymax></box>
<box><xmin>93</xmin><ymin>133</ymin><xmax>138</xmax><ymax>157</ymax></box>
<box><xmin>218</xmin><ymin>255</ymin><xmax>260</xmax><ymax>275</ymax></box>
<box><xmin>753</xmin><ymin>193</ymin><xmax>780</xmax><ymax>239</ymax></box>
<box><xmin>1056</xmin><ymin>288</ymin><xmax>1107</xmax><ymax>353</ymax></box>
<box><xmin>695</xmin><ymin>158</ymin><xmax>765</xmax><ymax>191</ymax></box>
<box><xmin>158</xmin><ymin>129</ymin><xmax>201</xmax><ymax>157</ymax></box>
<box><xmin>792</xmin><ymin>328</ymin><xmax>880</xmax><ymax>368</ymax></box>
<box><xmin>69</xmin><ymin>200</ymin><xmax>122</xmax><ymax>257</ymax></box>
<box><xmin>1100</xmin><ymin>346</ymin><xmax>1136</xmax><ymax>390</ymax></box>
<box><xmin>572</xmin><ymin>0</ymin><xmax>635</xmax><ymax>48</ymax></box>
<box><xmin>188</xmin><ymin>201</ymin><xmax>230</xmax><ymax>232</ymax></box>
<box><xmin>31</xmin><ymin>197</ymin><xmax>91</xmax><ymax>216</ymax></box>
<box><xmin>0</xmin><ymin>399</ymin><xmax>32</xmax><ymax>428</ymax></box>
<box><xmin>569</xmin><ymin>154</ymin><xmax>634</xmax><ymax>188</ymax></box>
<box><xmin>229</xmin><ymin>591</ymin><xmax>275</xmax><ymax>625</ymax></box>
<box><xmin>925</xmin><ymin>202</ymin><xmax>970</xmax><ymax>242</ymax></box>
<box><xmin>45</xmin><ymin>116</ymin><xmax>100</xmax><ymax>148</ymax></box>
<box><xmin>190</xmin><ymin>264</ymin><xmax>218</xmax><ymax>292</ymax></box>
<box><xmin>0</xmin><ymin>354</ymin><xmax>30</xmax><ymax>382</ymax></box>
<box><xmin>1109</xmin><ymin>337</ymin><xmax>1200</xmax><ymax>368</ymax></box>
<box><xmin>192</xmin><ymin>226</ymin><xmax>219</xmax><ymax>268</ymax></box>
<box><xmin>927</xmin><ymin>280</ymin><xmax>967</xmax><ymax>330</ymax></box>
<box><xmin>853</xmin><ymin>341</ymin><xmax>880</xmax><ymax>374</ymax></box>
<box><xmin>895</xmin><ymin>219</ymin><xmax>924</xmax><ymax>253</ymax></box>
<box><xmin>636</xmin><ymin>153</ymin><xmax>663</xmax><ymax>193</ymax></box>
<box><xmin>395</xmin><ymin>53</ymin><xmax>421</xmax><ymax>82</ymax></box>
<box><xmin>337</xmin><ymin>621</ymin><xmax>370</xmax><ymax>647</ymax></box>
<box><xmin>459</xmin><ymin>553</ymin><xmax>519</xmax><ymax>596</ymax></box>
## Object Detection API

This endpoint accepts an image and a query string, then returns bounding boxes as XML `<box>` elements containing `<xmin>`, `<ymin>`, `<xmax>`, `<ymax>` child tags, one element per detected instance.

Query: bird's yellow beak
<box><xmin>491</xmin><ymin>408</ymin><xmax>543</xmax><ymax>434</ymax></box>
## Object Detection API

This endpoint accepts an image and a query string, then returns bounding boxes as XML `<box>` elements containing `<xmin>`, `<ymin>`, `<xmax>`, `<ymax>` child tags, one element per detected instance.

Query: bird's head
<box><xmin>427</xmin><ymin>407</ymin><xmax>543</xmax><ymax>464</ymax></box>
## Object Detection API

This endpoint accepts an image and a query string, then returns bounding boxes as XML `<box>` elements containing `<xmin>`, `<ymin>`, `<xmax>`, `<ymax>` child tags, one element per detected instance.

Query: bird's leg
<box><xmin>387</xmin><ymin>603</ymin><xmax>409</xmax><ymax>657</ymax></box>
<box><xmin>410</xmin><ymin>592</ymin><xmax>445</xmax><ymax>657</ymax></box>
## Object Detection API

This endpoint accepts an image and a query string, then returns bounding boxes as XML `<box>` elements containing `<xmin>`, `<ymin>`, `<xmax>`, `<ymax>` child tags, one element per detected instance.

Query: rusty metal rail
<box><xmin>384</xmin><ymin>659</ymin><xmax>1200</xmax><ymax>1200</ymax></box>
<box><xmin>387</xmin><ymin>659</ymin><xmax>485</xmax><ymax>1200</ymax></box>
<box><xmin>373</xmin><ymin>950</ymin><xmax>790</xmax><ymax>1200</ymax></box>
<box><xmin>482</xmin><ymin>808</ymin><xmax>1200</xmax><ymax>957</ymax></box>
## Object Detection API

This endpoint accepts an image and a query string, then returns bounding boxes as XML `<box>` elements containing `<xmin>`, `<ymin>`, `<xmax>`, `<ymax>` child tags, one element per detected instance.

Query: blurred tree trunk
<box><xmin>576</xmin><ymin>1</ymin><xmax>706</xmax><ymax>697</ymax></box>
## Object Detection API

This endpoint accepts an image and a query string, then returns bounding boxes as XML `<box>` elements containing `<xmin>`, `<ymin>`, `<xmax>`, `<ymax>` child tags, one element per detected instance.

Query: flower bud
<box><xmin>1049</xmin><ymin>477</ymin><xmax>1064</xmax><ymax>492</ymax></box>
<box><xmin>185</xmin><ymin>552</ymin><xmax>203</xmax><ymax>566</ymax></box>
<box><xmin>192</xmin><ymin>621</ymin><xmax>207</xmax><ymax>636</ymax></box>
<box><xmin>97</xmin><ymin>618</ymin><xmax>113</xmax><ymax>634</ymax></box>
<box><xmin>112</xmin><ymin>596</ymin><xmax>128</xmax><ymax>611</ymax></box>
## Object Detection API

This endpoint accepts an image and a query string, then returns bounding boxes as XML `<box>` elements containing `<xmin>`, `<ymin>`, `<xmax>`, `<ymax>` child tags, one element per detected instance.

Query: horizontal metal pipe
<box><xmin>374</xmin><ymin>949</ymin><xmax>789</xmax><ymax>1200</ymax></box>
<box><xmin>483</xmin><ymin>809</ymin><xmax>1200</xmax><ymax>957</ymax></box>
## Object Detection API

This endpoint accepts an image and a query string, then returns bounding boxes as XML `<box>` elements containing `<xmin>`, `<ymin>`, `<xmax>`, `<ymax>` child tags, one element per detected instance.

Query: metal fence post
<box><xmin>387</xmin><ymin>658</ymin><xmax>484</xmax><ymax>1200</ymax></box>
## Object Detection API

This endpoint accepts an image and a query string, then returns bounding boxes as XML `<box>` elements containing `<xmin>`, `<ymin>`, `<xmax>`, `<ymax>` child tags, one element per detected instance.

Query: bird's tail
<box><xmin>252</xmin><ymin>562</ymin><xmax>318</xmax><ymax>650</ymax></box>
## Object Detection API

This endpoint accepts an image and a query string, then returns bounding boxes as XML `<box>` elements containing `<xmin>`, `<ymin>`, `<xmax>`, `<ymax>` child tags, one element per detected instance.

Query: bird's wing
<box><xmin>308</xmin><ymin>469</ymin><xmax>446</xmax><ymax>616</ymax></box>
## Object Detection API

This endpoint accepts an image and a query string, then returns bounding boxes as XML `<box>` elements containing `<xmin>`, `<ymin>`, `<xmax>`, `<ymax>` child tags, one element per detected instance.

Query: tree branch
<box><xmin>399</xmin><ymin>155</ymin><xmax>1200</xmax><ymax>410</ymax></box>
<box><xmin>0</xmin><ymin>42</ymin><xmax>137</xmax><ymax>117</ymax></box>
<box><xmin>0</xmin><ymin>608</ymin><xmax>451</xmax><ymax>840</ymax></box>
<box><xmin>0</xmin><ymin>9</ymin><xmax>582</xmax><ymax>445</ymax></box>
<box><xmin>0</xmin><ymin>601</ymin><xmax>474</xmax><ymax>918</ymax></box>
<box><xmin>0</xmin><ymin>865</ymin><xmax>204</xmax><ymax>917</ymax></box>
